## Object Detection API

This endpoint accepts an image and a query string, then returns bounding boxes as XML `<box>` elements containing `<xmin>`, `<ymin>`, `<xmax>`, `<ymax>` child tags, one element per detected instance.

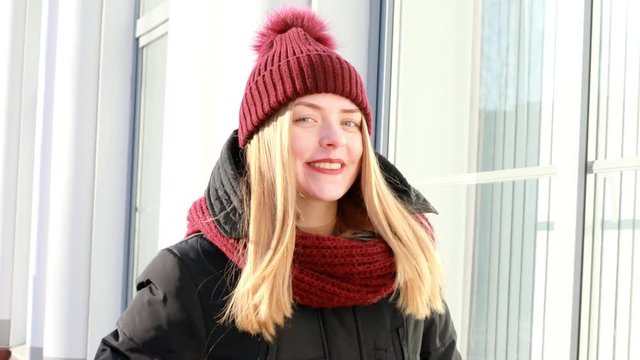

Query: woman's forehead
<box><xmin>293</xmin><ymin>94</ymin><xmax>360</xmax><ymax>113</ymax></box>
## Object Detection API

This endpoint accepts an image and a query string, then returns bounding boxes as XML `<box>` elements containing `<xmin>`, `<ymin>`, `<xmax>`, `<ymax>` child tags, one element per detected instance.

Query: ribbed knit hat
<box><xmin>238</xmin><ymin>7</ymin><xmax>373</xmax><ymax>148</ymax></box>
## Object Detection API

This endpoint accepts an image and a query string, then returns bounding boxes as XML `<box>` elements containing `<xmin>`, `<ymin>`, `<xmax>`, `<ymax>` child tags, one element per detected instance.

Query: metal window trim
<box><xmin>573</xmin><ymin>0</ymin><xmax>594</xmax><ymax>359</ymax></box>
<box><xmin>588</xmin><ymin>157</ymin><xmax>640</xmax><ymax>174</ymax></box>
<box><xmin>127</xmin><ymin>0</ymin><xmax>145</xmax><ymax>305</ymax></box>
<box><xmin>135</xmin><ymin>2</ymin><xmax>168</xmax><ymax>39</ymax></box>
<box><xmin>410</xmin><ymin>165</ymin><xmax>558</xmax><ymax>189</ymax></box>
<box><xmin>385</xmin><ymin>0</ymin><xmax>403</xmax><ymax>163</ymax></box>
<box><xmin>370</xmin><ymin>0</ymin><xmax>394</xmax><ymax>156</ymax></box>
<box><xmin>138</xmin><ymin>22</ymin><xmax>168</xmax><ymax>48</ymax></box>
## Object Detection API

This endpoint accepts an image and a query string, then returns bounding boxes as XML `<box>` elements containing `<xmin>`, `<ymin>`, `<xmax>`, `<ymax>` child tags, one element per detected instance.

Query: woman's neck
<box><xmin>296</xmin><ymin>198</ymin><xmax>338</xmax><ymax>236</ymax></box>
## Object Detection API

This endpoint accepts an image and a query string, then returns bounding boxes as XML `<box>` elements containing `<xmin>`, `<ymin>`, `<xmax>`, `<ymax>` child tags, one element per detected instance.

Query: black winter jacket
<box><xmin>95</xmin><ymin>132</ymin><xmax>461</xmax><ymax>360</ymax></box>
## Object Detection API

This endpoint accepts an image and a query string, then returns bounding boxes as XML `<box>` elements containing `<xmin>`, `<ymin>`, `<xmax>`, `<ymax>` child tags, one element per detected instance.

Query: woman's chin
<box><xmin>297</xmin><ymin>189</ymin><xmax>348</xmax><ymax>203</ymax></box>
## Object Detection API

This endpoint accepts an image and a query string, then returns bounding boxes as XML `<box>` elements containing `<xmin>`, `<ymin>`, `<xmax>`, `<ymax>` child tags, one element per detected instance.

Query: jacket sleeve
<box><xmin>420</xmin><ymin>302</ymin><xmax>462</xmax><ymax>360</ymax></box>
<box><xmin>94</xmin><ymin>249</ymin><xmax>208</xmax><ymax>360</ymax></box>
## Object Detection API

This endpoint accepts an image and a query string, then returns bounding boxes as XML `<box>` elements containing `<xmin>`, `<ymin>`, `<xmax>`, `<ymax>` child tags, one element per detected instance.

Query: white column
<box><xmin>0</xmin><ymin>0</ymin><xmax>27</xmax><ymax>347</ymax></box>
<box><xmin>42</xmin><ymin>0</ymin><xmax>103</xmax><ymax>358</ymax></box>
<box><xmin>85</xmin><ymin>0</ymin><xmax>136</xmax><ymax>355</ymax></box>
<box><xmin>26</xmin><ymin>1</ymin><xmax>57</xmax><ymax>358</ymax></box>
<box><xmin>11</xmin><ymin>0</ymin><xmax>44</xmax><ymax>349</ymax></box>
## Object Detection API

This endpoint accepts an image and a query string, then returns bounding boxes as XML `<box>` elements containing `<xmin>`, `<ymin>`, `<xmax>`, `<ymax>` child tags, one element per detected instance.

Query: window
<box><xmin>580</xmin><ymin>0</ymin><xmax>640</xmax><ymax>358</ymax></box>
<box><xmin>383</xmin><ymin>0</ymin><xmax>588</xmax><ymax>358</ymax></box>
<box><xmin>130</xmin><ymin>0</ymin><xmax>169</xmax><ymax>294</ymax></box>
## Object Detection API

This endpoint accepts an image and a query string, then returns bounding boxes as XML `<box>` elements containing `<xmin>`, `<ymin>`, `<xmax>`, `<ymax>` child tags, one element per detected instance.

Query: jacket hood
<box><xmin>206</xmin><ymin>130</ymin><xmax>437</xmax><ymax>239</ymax></box>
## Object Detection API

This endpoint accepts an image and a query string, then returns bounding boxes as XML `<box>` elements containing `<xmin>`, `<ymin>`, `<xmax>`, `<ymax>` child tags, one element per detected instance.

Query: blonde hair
<box><xmin>359</xmin><ymin>120</ymin><xmax>444</xmax><ymax>317</ymax></box>
<box><xmin>223</xmin><ymin>106</ymin><xmax>444</xmax><ymax>341</ymax></box>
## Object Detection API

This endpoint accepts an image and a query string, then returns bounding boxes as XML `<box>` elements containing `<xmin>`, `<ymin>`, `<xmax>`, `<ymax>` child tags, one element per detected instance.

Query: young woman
<box><xmin>96</xmin><ymin>7</ymin><xmax>460</xmax><ymax>359</ymax></box>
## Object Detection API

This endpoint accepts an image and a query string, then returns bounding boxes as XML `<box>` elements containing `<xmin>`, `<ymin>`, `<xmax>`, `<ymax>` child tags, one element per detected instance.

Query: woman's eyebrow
<box><xmin>294</xmin><ymin>101</ymin><xmax>360</xmax><ymax>114</ymax></box>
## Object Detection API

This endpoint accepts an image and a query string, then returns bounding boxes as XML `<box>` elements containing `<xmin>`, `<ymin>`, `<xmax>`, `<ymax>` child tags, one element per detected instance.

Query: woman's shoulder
<box><xmin>96</xmin><ymin>234</ymin><xmax>238</xmax><ymax>358</ymax></box>
<box><xmin>144</xmin><ymin>233</ymin><xmax>238</xmax><ymax>309</ymax></box>
<box><xmin>135</xmin><ymin>234</ymin><xmax>234</xmax><ymax>293</ymax></box>
<box><xmin>163</xmin><ymin>233</ymin><xmax>234</xmax><ymax>276</ymax></box>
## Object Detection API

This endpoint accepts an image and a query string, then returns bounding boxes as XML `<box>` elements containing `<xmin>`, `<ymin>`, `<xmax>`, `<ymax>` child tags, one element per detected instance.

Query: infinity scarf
<box><xmin>186</xmin><ymin>196</ymin><xmax>396</xmax><ymax>308</ymax></box>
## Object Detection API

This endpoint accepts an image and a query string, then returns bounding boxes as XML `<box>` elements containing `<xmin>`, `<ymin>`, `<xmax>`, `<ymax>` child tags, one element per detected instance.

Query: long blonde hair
<box><xmin>223</xmin><ymin>105</ymin><xmax>444</xmax><ymax>341</ymax></box>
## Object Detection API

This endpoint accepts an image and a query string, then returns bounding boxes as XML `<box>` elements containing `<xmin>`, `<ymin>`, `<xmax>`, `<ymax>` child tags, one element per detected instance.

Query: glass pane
<box><xmin>391</xmin><ymin>1</ymin><xmax>555</xmax><ymax>358</ymax></box>
<box><xmin>392</xmin><ymin>0</ymin><xmax>549</xmax><ymax>181</ymax></box>
<box><xmin>391</xmin><ymin>1</ymin><xmax>476</xmax><ymax>179</ymax></box>
<box><xmin>582</xmin><ymin>171</ymin><xmax>638</xmax><ymax>360</ymax></box>
<box><xmin>415</xmin><ymin>177</ymin><xmax>550</xmax><ymax>360</ymax></box>
<box><xmin>477</xmin><ymin>0</ymin><xmax>546</xmax><ymax>171</ymax></box>
<box><xmin>132</xmin><ymin>34</ymin><xmax>168</xmax><ymax>283</ymax></box>
<box><xmin>591</xmin><ymin>0</ymin><xmax>640</xmax><ymax>160</ymax></box>
<box><xmin>466</xmin><ymin>178</ymin><xmax>548</xmax><ymax>360</ymax></box>
<box><xmin>581</xmin><ymin>0</ymin><xmax>640</xmax><ymax>358</ymax></box>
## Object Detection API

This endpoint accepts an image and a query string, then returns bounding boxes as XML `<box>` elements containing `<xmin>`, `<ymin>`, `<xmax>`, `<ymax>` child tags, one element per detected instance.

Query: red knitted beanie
<box><xmin>238</xmin><ymin>7</ymin><xmax>373</xmax><ymax>148</ymax></box>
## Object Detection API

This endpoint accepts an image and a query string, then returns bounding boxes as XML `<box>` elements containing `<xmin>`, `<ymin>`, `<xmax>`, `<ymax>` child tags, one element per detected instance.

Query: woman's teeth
<box><xmin>310</xmin><ymin>162</ymin><xmax>341</xmax><ymax>170</ymax></box>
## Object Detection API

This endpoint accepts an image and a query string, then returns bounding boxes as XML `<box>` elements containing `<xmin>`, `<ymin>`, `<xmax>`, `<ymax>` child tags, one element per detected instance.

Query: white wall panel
<box><xmin>42</xmin><ymin>0</ymin><xmax>103</xmax><ymax>358</ymax></box>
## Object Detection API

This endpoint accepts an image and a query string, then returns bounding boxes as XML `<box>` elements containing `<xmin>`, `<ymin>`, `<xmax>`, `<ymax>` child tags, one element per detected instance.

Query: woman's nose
<box><xmin>319</xmin><ymin>121</ymin><xmax>345</xmax><ymax>148</ymax></box>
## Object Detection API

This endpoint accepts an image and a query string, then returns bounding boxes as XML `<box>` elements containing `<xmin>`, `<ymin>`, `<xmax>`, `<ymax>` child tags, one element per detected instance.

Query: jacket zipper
<box><xmin>316</xmin><ymin>310</ymin><xmax>331</xmax><ymax>360</ymax></box>
<box><xmin>351</xmin><ymin>307</ymin><xmax>366</xmax><ymax>360</ymax></box>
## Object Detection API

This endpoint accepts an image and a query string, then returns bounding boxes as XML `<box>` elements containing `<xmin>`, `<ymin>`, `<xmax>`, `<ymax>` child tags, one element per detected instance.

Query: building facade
<box><xmin>1</xmin><ymin>0</ymin><xmax>638</xmax><ymax>359</ymax></box>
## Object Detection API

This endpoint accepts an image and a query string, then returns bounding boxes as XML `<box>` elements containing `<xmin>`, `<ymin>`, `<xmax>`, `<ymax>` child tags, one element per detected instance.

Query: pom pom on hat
<box><xmin>238</xmin><ymin>7</ymin><xmax>372</xmax><ymax>148</ymax></box>
<box><xmin>253</xmin><ymin>7</ymin><xmax>336</xmax><ymax>54</ymax></box>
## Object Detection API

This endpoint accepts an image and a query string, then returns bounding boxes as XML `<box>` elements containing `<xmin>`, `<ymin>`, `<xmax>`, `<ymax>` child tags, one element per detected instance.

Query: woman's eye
<box><xmin>341</xmin><ymin>120</ymin><xmax>359</xmax><ymax>128</ymax></box>
<box><xmin>294</xmin><ymin>116</ymin><xmax>314</xmax><ymax>124</ymax></box>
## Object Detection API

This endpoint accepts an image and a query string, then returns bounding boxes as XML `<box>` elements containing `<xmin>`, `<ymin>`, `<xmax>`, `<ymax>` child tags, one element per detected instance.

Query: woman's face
<box><xmin>291</xmin><ymin>93</ymin><xmax>364</xmax><ymax>203</ymax></box>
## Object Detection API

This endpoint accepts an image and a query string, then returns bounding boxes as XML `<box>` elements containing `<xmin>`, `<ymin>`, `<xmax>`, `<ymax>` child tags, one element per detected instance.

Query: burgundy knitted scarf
<box><xmin>186</xmin><ymin>196</ymin><xmax>396</xmax><ymax>308</ymax></box>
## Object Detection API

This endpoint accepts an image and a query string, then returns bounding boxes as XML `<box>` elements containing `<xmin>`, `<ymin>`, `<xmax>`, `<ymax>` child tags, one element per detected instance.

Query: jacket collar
<box><xmin>206</xmin><ymin>130</ymin><xmax>437</xmax><ymax>239</ymax></box>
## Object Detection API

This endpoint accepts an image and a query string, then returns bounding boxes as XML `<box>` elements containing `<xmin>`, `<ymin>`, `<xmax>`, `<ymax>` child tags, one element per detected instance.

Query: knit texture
<box><xmin>186</xmin><ymin>196</ymin><xmax>396</xmax><ymax>308</ymax></box>
<box><xmin>238</xmin><ymin>7</ymin><xmax>372</xmax><ymax>148</ymax></box>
